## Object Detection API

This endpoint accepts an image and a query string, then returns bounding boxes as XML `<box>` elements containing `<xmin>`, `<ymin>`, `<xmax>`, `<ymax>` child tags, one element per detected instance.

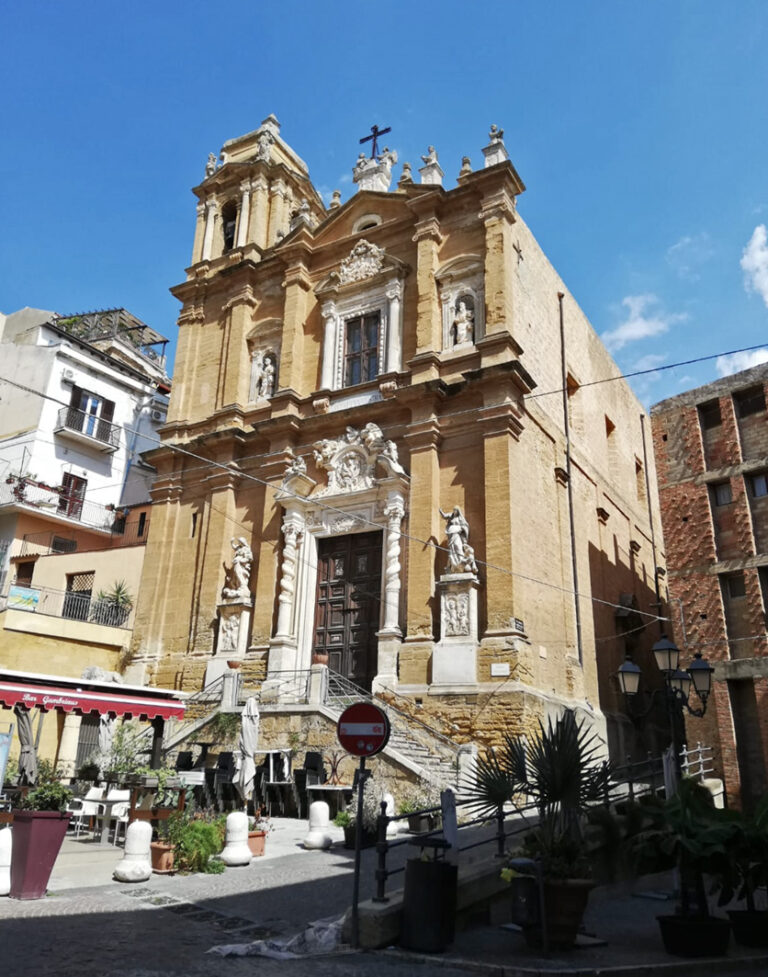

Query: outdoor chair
<box><xmin>303</xmin><ymin>751</ymin><xmax>327</xmax><ymax>786</ymax></box>
<box><xmin>94</xmin><ymin>789</ymin><xmax>130</xmax><ymax>845</ymax></box>
<box><xmin>67</xmin><ymin>786</ymin><xmax>105</xmax><ymax>838</ymax></box>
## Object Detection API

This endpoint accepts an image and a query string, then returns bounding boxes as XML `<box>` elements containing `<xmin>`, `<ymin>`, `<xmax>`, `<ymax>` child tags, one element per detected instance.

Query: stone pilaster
<box><xmin>480</xmin><ymin>189</ymin><xmax>516</xmax><ymax>337</ymax></box>
<box><xmin>404</xmin><ymin>421</ymin><xmax>442</xmax><ymax>642</ymax></box>
<box><xmin>191</xmin><ymin>202</ymin><xmax>205</xmax><ymax>265</ymax></box>
<box><xmin>201</xmin><ymin>197</ymin><xmax>218</xmax><ymax>261</ymax></box>
<box><xmin>385</xmin><ymin>281</ymin><xmax>403</xmax><ymax>373</ymax></box>
<box><xmin>320</xmin><ymin>299</ymin><xmax>338</xmax><ymax>390</ymax></box>
<box><xmin>278</xmin><ymin>263</ymin><xmax>312</xmax><ymax>393</ymax></box>
<box><xmin>236</xmin><ymin>181</ymin><xmax>251</xmax><ymax>248</ymax></box>
<box><xmin>267</xmin><ymin>179</ymin><xmax>288</xmax><ymax>247</ymax></box>
<box><xmin>249</xmin><ymin>175</ymin><xmax>270</xmax><ymax>249</ymax></box>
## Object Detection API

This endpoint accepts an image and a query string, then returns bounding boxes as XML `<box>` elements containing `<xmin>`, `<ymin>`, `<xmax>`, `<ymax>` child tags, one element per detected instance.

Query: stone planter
<box><xmin>657</xmin><ymin>914</ymin><xmax>730</xmax><ymax>957</ymax></box>
<box><xmin>247</xmin><ymin>830</ymin><xmax>267</xmax><ymax>857</ymax></box>
<box><xmin>9</xmin><ymin>810</ymin><xmax>71</xmax><ymax>900</ymax></box>
<box><xmin>150</xmin><ymin>841</ymin><xmax>175</xmax><ymax>874</ymax></box>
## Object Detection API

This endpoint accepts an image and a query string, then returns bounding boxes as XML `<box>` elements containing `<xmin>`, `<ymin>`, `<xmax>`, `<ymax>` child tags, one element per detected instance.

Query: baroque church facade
<box><xmin>130</xmin><ymin>115</ymin><xmax>667</xmax><ymax>758</ymax></box>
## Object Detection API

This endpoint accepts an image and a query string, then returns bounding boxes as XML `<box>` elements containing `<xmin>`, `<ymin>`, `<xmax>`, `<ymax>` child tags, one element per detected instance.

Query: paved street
<box><xmin>2</xmin><ymin>819</ymin><xmax>768</xmax><ymax>977</ymax></box>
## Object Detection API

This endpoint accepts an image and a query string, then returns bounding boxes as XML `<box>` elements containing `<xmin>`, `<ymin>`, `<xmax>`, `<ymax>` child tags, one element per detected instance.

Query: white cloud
<box><xmin>631</xmin><ymin>353</ymin><xmax>667</xmax><ymax>372</ymax></box>
<box><xmin>602</xmin><ymin>294</ymin><xmax>687</xmax><ymax>353</ymax></box>
<box><xmin>741</xmin><ymin>225</ymin><xmax>768</xmax><ymax>307</ymax></box>
<box><xmin>716</xmin><ymin>349</ymin><xmax>768</xmax><ymax>377</ymax></box>
<box><xmin>666</xmin><ymin>233</ymin><xmax>714</xmax><ymax>281</ymax></box>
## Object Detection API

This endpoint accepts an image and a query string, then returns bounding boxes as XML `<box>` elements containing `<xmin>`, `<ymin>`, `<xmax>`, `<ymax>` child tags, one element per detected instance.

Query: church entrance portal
<box><xmin>314</xmin><ymin>532</ymin><xmax>382</xmax><ymax>690</ymax></box>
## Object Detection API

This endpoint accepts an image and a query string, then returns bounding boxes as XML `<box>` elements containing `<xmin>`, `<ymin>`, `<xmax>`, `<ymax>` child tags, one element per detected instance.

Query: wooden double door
<box><xmin>313</xmin><ymin>532</ymin><xmax>382</xmax><ymax>690</ymax></box>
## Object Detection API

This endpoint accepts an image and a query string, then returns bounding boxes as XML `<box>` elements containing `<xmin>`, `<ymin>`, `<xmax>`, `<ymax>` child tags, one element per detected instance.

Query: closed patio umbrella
<box><xmin>97</xmin><ymin>714</ymin><xmax>116</xmax><ymax>776</ymax></box>
<box><xmin>236</xmin><ymin>697</ymin><xmax>260</xmax><ymax>806</ymax></box>
<box><xmin>14</xmin><ymin>704</ymin><xmax>38</xmax><ymax>787</ymax></box>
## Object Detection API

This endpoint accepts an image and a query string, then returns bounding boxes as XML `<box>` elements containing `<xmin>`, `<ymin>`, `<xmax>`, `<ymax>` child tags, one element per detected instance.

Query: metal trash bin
<box><xmin>399</xmin><ymin>838</ymin><xmax>457</xmax><ymax>952</ymax></box>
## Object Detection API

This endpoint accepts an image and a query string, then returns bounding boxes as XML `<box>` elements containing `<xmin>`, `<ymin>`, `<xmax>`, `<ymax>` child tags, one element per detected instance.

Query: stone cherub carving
<box><xmin>222</xmin><ymin>537</ymin><xmax>253</xmax><ymax>599</ymax></box>
<box><xmin>439</xmin><ymin>505</ymin><xmax>478</xmax><ymax>575</ymax></box>
<box><xmin>453</xmin><ymin>300</ymin><xmax>474</xmax><ymax>345</ymax></box>
<box><xmin>284</xmin><ymin>449</ymin><xmax>307</xmax><ymax>479</ymax></box>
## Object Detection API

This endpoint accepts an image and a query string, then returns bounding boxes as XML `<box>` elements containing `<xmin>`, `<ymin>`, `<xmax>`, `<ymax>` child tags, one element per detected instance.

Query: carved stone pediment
<box><xmin>315</xmin><ymin>241</ymin><xmax>408</xmax><ymax>296</ymax></box>
<box><xmin>312</xmin><ymin>423</ymin><xmax>406</xmax><ymax>497</ymax></box>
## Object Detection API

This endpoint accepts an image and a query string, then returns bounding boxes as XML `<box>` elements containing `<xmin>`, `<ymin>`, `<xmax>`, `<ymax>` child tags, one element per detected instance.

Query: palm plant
<box><xmin>467</xmin><ymin>711</ymin><xmax>610</xmax><ymax>877</ymax></box>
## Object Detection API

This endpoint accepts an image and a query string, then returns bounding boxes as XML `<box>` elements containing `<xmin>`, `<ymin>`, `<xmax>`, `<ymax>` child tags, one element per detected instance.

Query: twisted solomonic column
<box><xmin>382</xmin><ymin>496</ymin><xmax>405</xmax><ymax>634</ymax></box>
<box><xmin>275</xmin><ymin>516</ymin><xmax>304</xmax><ymax>638</ymax></box>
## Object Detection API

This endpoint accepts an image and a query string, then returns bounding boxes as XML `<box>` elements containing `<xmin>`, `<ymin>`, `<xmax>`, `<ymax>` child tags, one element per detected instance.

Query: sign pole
<box><xmin>351</xmin><ymin>755</ymin><xmax>366</xmax><ymax>949</ymax></box>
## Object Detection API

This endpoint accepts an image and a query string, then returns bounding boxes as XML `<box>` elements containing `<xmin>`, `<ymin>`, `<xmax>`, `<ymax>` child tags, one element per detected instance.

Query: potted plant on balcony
<box><xmin>10</xmin><ymin>780</ymin><xmax>73</xmax><ymax>899</ymax></box>
<box><xmin>91</xmin><ymin>580</ymin><xmax>134</xmax><ymax>627</ymax></box>
<box><xmin>466</xmin><ymin>711</ymin><xmax>610</xmax><ymax>948</ymax></box>
<box><xmin>634</xmin><ymin>778</ymin><xmax>737</xmax><ymax>957</ymax></box>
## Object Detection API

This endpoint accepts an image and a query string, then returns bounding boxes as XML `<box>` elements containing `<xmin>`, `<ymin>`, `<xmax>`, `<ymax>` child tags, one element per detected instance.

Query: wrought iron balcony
<box><xmin>0</xmin><ymin>477</ymin><xmax>116</xmax><ymax>532</ymax></box>
<box><xmin>2</xmin><ymin>583</ymin><xmax>134</xmax><ymax>630</ymax></box>
<box><xmin>54</xmin><ymin>406</ymin><xmax>120</xmax><ymax>452</ymax></box>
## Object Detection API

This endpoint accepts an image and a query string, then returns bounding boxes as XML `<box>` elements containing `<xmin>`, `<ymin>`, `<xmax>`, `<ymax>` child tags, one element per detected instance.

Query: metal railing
<box><xmin>1</xmin><ymin>584</ymin><xmax>134</xmax><ymax>629</ymax></box>
<box><xmin>55</xmin><ymin>406</ymin><xmax>120</xmax><ymax>449</ymax></box>
<box><xmin>241</xmin><ymin>669</ymin><xmax>311</xmax><ymax>705</ymax></box>
<box><xmin>0</xmin><ymin>478</ymin><xmax>116</xmax><ymax>531</ymax></box>
<box><xmin>680</xmin><ymin>741</ymin><xmax>716</xmax><ymax>781</ymax></box>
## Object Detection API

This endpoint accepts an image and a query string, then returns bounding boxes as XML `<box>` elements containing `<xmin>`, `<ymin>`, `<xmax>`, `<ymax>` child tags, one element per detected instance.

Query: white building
<box><xmin>0</xmin><ymin>307</ymin><xmax>170</xmax><ymax>591</ymax></box>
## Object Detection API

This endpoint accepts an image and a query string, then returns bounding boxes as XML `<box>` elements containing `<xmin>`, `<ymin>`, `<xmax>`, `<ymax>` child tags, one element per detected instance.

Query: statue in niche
<box><xmin>205</xmin><ymin>152</ymin><xmax>217</xmax><ymax>178</ymax></box>
<box><xmin>439</xmin><ymin>506</ymin><xmax>478</xmax><ymax>575</ymax></box>
<box><xmin>256</xmin><ymin>129</ymin><xmax>273</xmax><ymax>161</ymax></box>
<box><xmin>453</xmin><ymin>299</ymin><xmax>474</xmax><ymax>345</ymax></box>
<box><xmin>250</xmin><ymin>351</ymin><xmax>277</xmax><ymax>401</ymax></box>
<box><xmin>222</xmin><ymin>536</ymin><xmax>253</xmax><ymax>599</ymax></box>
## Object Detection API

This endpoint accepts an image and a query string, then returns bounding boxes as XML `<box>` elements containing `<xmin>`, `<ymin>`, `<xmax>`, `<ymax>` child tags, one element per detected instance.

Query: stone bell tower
<box><xmin>190</xmin><ymin>114</ymin><xmax>326</xmax><ymax>264</ymax></box>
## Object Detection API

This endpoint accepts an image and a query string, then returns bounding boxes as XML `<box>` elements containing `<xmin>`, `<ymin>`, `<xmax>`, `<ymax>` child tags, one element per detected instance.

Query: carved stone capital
<box><xmin>239</xmin><ymin>180</ymin><xmax>252</xmax><ymax>196</ymax></box>
<box><xmin>321</xmin><ymin>300</ymin><xmax>337</xmax><ymax>321</ymax></box>
<box><xmin>412</xmin><ymin>217</ymin><xmax>443</xmax><ymax>245</ymax></box>
<box><xmin>385</xmin><ymin>281</ymin><xmax>402</xmax><ymax>302</ymax></box>
<box><xmin>479</xmin><ymin>188</ymin><xmax>516</xmax><ymax>225</ymax></box>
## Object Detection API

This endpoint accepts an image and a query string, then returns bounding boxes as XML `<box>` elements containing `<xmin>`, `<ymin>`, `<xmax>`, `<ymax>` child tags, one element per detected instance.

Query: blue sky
<box><xmin>2</xmin><ymin>1</ymin><xmax>767</xmax><ymax>406</ymax></box>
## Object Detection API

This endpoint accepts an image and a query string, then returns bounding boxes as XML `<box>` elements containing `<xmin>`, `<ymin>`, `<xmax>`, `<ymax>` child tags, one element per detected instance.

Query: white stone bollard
<box><xmin>303</xmin><ymin>800</ymin><xmax>332</xmax><ymax>850</ymax></box>
<box><xmin>219</xmin><ymin>811</ymin><xmax>252</xmax><ymax>866</ymax></box>
<box><xmin>382</xmin><ymin>792</ymin><xmax>398</xmax><ymax>838</ymax></box>
<box><xmin>0</xmin><ymin>827</ymin><xmax>11</xmax><ymax>896</ymax></box>
<box><xmin>113</xmin><ymin>820</ymin><xmax>152</xmax><ymax>883</ymax></box>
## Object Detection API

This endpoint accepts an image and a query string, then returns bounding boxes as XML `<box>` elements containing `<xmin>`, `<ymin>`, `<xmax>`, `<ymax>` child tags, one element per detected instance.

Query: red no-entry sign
<box><xmin>337</xmin><ymin>701</ymin><xmax>390</xmax><ymax>757</ymax></box>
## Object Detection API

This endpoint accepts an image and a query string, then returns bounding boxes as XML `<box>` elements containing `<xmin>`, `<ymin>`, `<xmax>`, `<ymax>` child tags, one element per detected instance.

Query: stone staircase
<box><xmin>156</xmin><ymin>668</ymin><xmax>466</xmax><ymax>792</ymax></box>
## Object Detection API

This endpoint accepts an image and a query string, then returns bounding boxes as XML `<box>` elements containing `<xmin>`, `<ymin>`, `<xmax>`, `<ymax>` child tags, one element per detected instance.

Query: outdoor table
<box><xmin>127</xmin><ymin>786</ymin><xmax>186</xmax><ymax>825</ymax></box>
<box><xmin>96</xmin><ymin>798</ymin><xmax>125</xmax><ymax>846</ymax></box>
<box><xmin>305</xmin><ymin>783</ymin><xmax>353</xmax><ymax>817</ymax></box>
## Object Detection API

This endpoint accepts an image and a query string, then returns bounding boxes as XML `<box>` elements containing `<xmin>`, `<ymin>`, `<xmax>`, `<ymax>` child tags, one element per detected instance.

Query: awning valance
<box><xmin>0</xmin><ymin>680</ymin><xmax>185</xmax><ymax>722</ymax></box>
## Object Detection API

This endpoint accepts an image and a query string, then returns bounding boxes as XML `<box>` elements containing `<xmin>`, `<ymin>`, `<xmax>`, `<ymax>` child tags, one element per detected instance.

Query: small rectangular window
<box><xmin>698</xmin><ymin>399</ymin><xmax>722</xmax><ymax>429</ymax></box>
<box><xmin>723</xmin><ymin>572</ymin><xmax>747</xmax><ymax>599</ymax></box>
<box><xmin>137</xmin><ymin>512</ymin><xmax>147</xmax><ymax>537</ymax></box>
<box><xmin>734</xmin><ymin>386</ymin><xmax>766</xmax><ymax>418</ymax></box>
<box><xmin>750</xmin><ymin>474</ymin><xmax>768</xmax><ymax>498</ymax></box>
<box><xmin>191</xmin><ymin>512</ymin><xmax>198</xmax><ymax>538</ymax></box>
<box><xmin>14</xmin><ymin>562</ymin><xmax>35</xmax><ymax>587</ymax></box>
<box><xmin>713</xmin><ymin>481</ymin><xmax>732</xmax><ymax>506</ymax></box>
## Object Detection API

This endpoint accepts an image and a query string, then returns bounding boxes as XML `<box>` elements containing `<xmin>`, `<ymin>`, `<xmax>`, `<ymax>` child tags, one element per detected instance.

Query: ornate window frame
<box><xmin>316</xmin><ymin>240</ymin><xmax>408</xmax><ymax>392</ymax></box>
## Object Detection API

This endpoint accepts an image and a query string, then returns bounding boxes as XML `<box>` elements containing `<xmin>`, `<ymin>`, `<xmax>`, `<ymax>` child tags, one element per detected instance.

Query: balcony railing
<box><xmin>0</xmin><ymin>478</ymin><xmax>116</xmax><ymax>532</ymax></box>
<box><xmin>55</xmin><ymin>407</ymin><xmax>120</xmax><ymax>451</ymax></box>
<box><xmin>2</xmin><ymin>584</ymin><xmax>134</xmax><ymax>630</ymax></box>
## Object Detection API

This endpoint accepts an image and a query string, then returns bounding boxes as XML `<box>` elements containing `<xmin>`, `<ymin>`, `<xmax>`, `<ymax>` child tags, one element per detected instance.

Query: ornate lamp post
<box><xmin>617</xmin><ymin>635</ymin><xmax>714</xmax><ymax>771</ymax></box>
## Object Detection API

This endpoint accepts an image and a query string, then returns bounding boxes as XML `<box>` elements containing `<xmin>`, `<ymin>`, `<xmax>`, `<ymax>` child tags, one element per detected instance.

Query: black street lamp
<box><xmin>617</xmin><ymin>636</ymin><xmax>714</xmax><ymax>768</ymax></box>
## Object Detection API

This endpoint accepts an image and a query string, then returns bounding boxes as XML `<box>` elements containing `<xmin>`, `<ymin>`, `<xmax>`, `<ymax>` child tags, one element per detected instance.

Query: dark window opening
<box><xmin>221</xmin><ymin>201</ymin><xmax>238</xmax><ymax>253</ymax></box>
<box><xmin>699</xmin><ymin>399</ymin><xmax>722</xmax><ymax>429</ymax></box>
<box><xmin>191</xmin><ymin>512</ymin><xmax>198</xmax><ymax>538</ymax></box>
<box><xmin>63</xmin><ymin>571</ymin><xmax>95</xmax><ymax>621</ymax></box>
<box><xmin>750</xmin><ymin>473</ymin><xmax>768</xmax><ymax>498</ymax></box>
<box><xmin>15</xmin><ymin>562</ymin><xmax>34</xmax><ymax>587</ymax></box>
<box><xmin>58</xmin><ymin>473</ymin><xmax>87</xmax><ymax>519</ymax></box>
<box><xmin>344</xmin><ymin>313</ymin><xmax>380</xmax><ymax>387</ymax></box>
<box><xmin>722</xmin><ymin>571</ymin><xmax>747</xmax><ymax>600</ymax></box>
<box><xmin>734</xmin><ymin>386</ymin><xmax>766</xmax><ymax>418</ymax></box>
<box><xmin>137</xmin><ymin>512</ymin><xmax>147</xmax><ymax>537</ymax></box>
<box><xmin>712</xmin><ymin>481</ymin><xmax>733</xmax><ymax>506</ymax></box>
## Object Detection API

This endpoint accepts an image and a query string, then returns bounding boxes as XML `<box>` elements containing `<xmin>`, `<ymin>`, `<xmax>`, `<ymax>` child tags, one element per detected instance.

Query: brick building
<box><xmin>651</xmin><ymin>364</ymin><xmax>768</xmax><ymax>808</ymax></box>
<box><xmin>129</xmin><ymin>116</ymin><xmax>667</xmax><ymax>781</ymax></box>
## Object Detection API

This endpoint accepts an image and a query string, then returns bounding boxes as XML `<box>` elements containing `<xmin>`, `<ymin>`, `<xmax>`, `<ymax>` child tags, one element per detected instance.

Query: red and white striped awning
<box><xmin>0</xmin><ymin>679</ymin><xmax>185</xmax><ymax>722</ymax></box>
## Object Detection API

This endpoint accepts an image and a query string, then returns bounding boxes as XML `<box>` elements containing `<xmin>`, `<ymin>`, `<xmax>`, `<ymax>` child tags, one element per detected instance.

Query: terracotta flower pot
<box><xmin>227</xmin><ymin>660</ymin><xmax>242</xmax><ymax>669</ymax></box>
<box><xmin>248</xmin><ymin>830</ymin><xmax>267</xmax><ymax>857</ymax></box>
<box><xmin>311</xmin><ymin>652</ymin><xmax>329</xmax><ymax>665</ymax></box>
<box><xmin>9</xmin><ymin>810</ymin><xmax>71</xmax><ymax>900</ymax></box>
<box><xmin>150</xmin><ymin>841</ymin><xmax>175</xmax><ymax>874</ymax></box>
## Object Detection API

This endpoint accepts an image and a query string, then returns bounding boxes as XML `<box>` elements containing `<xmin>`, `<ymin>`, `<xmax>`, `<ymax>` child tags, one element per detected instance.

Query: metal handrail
<box><xmin>56</xmin><ymin>406</ymin><xmax>120</xmax><ymax>449</ymax></box>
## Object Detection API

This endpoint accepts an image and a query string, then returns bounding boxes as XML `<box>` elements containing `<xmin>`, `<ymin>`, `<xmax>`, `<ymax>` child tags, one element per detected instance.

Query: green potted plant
<box><xmin>398</xmin><ymin>781</ymin><xmax>442</xmax><ymax>833</ymax></box>
<box><xmin>634</xmin><ymin>778</ymin><xmax>737</xmax><ymax>957</ymax></box>
<box><xmin>10</xmin><ymin>780</ymin><xmax>73</xmax><ymax>899</ymax></box>
<box><xmin>466</xmin><ymin>711</ymin><xmax>610</xmax><ymax>948</ymax></box>
<box><xmin>91</xmin><ymin>579</ymin><xmax>134</xmax><ymax>627</ymax></box>
<box><xmin>247</xmin><ymin>814</ymin><xmax>270</xmax><ymax>857</ymax></box>
<box><xmin>714</xmin><ymin>793</ymin><xmax>768</xmax><ymax>947</ymax></box>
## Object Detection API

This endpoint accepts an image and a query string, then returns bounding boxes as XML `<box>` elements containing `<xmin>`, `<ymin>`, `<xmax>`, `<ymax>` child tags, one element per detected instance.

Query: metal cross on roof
<box><xmin>360</xmin><ymin>124</ymin><xmax>391</xmax><ymax>159</ymax></box>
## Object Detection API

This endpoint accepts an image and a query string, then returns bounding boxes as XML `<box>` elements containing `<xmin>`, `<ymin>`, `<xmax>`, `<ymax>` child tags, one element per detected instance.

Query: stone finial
<box><xmin>205</xmin><ymin>152</ymin><xmax>217</xmax><ymax>178</ymax></box>
<box><xmin>482</xmin><ymin>124</ymin><xmax>509</xmax><ymax>168</ymax></box>
<box><xmin>353</xmin><ymin>147</ymin><xmax>399</xmax><ymax>193</ymax></box>
<box><xmin>290</xmin><ymin>198</ymin><xmax>313</xmax><ymax>232</ymax></box>
<box><xmin>458</xmin><ymin>156</ymin><xmax>473</xmax><ymax>180</ymax></box>
<box><xmin>398</xmin><ymin>162</ymin><xmax>414</xmax><ymax>187</ymax></box>
<box><xmin>260</xmin><ymin>114</ymin><xmax>281</xmax><ymax>136</ymax></box>
<box><xmin>419</xmin><ymin>146</ymin><xmax>444</xmax><ymax>186</ymax></box>
<box><xmin>329</xmin><ymin>189</ymin><xmax>342</xmax><ymax>209</ymax></box>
